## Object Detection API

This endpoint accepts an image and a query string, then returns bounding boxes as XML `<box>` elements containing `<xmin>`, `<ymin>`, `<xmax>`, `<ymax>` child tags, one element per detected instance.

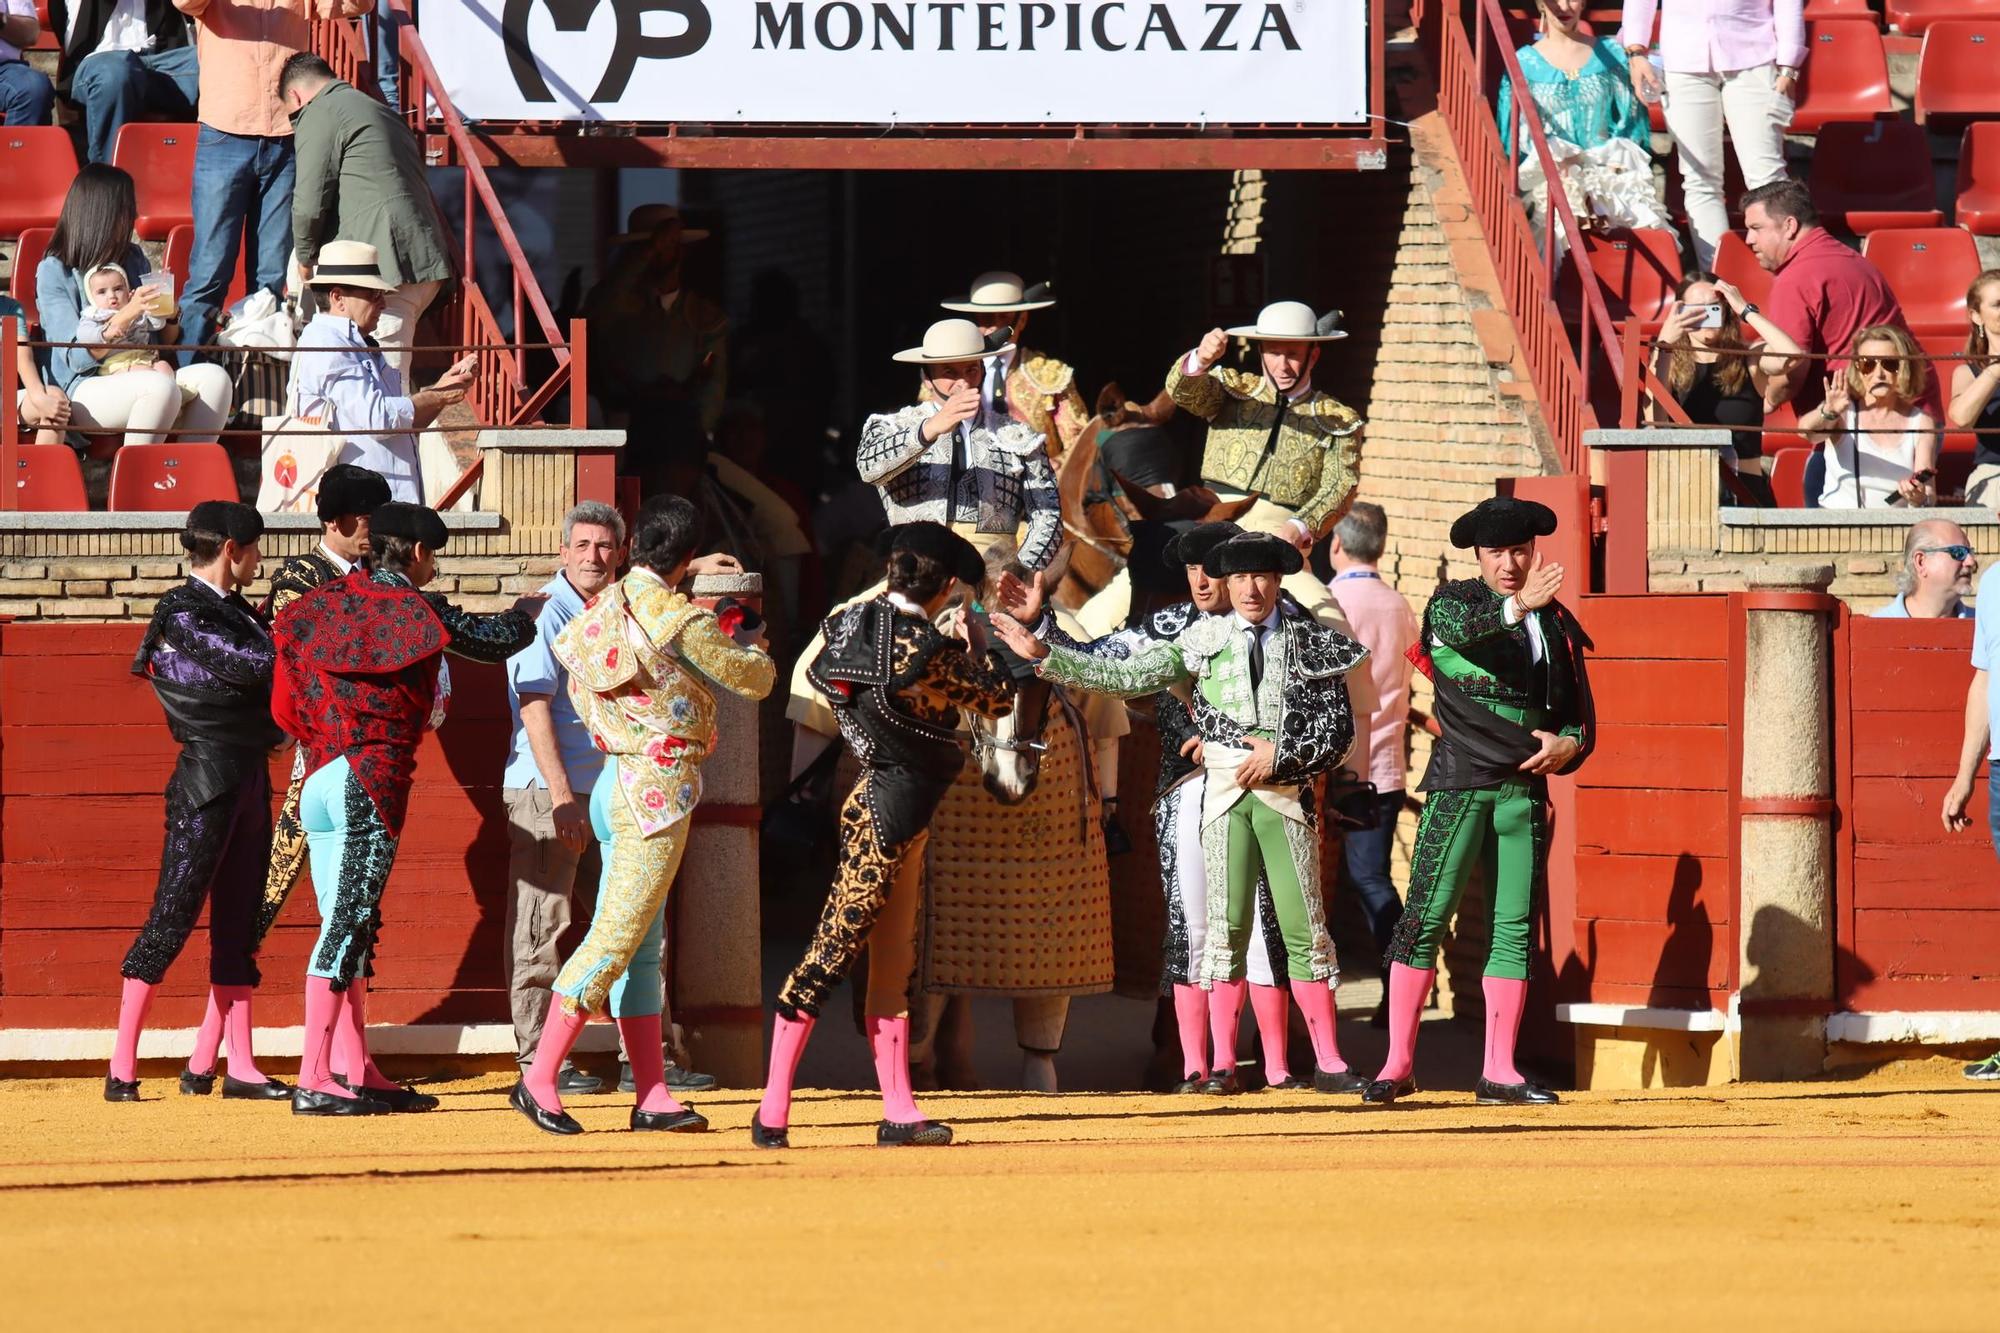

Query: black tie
<box><xmin>1247</xmin><ymin>624</ymin><xmax>1267</xmax><ymax>693</ymax></box>
<box><xmin>947</xmin><ymin>423</ymin><xmax>967</xmax><ymax>523</ymax></box>
<box><xmin>1245</xmin><ymin>400</ymin><xmax>1289</xmax><ymax>494</ymax></box>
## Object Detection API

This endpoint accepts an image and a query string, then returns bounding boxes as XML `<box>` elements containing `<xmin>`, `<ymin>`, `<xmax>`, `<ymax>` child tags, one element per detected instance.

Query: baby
<box><xmin>77</xmin><ymin>263</ymin><xmax>178</xmax><ymax>379</ymax></box>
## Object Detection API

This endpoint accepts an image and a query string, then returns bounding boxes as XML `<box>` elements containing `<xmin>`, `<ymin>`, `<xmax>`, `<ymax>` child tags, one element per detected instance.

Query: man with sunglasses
<box><xmin>1874</xmin><ymin>521</ymin><xmax>1978</xmax><ymax>621</ymax></box>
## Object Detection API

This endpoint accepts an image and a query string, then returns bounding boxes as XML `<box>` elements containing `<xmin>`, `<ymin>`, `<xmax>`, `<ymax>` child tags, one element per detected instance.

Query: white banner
<box><xmin>427</xmin><ymin>1</ymin><xmax>1369</xmax><ymax>125</ymax></box>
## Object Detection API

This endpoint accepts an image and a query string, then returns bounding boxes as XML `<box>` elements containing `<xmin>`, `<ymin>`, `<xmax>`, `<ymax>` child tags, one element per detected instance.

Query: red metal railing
<box><xmin>1432</xmin><ymin>0</ymin><xmax>1628</xmax><ymax>475</ymax></box>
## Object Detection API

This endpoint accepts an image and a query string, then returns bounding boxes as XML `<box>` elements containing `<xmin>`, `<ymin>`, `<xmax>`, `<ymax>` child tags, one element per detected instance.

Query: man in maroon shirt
<box><xmin>1743</xmin><ymin>179</ymin><xmax>1912</xmax><ymax>415</ymax></box>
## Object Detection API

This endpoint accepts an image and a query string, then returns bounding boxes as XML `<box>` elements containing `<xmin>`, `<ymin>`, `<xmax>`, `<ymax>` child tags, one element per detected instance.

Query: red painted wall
<box><xmin>0</xmin><ymin>621</ymin><xmax>513</xmax><ymax>1029</ymax></box>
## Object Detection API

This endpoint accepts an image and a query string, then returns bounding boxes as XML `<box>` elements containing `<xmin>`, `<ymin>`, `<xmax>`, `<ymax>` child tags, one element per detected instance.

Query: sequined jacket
<box><xmin>554</xmin><ymin>568</ymin><xmax>777</xmax><ymax>837</ymax></box>
<box><xmin>1165</xmin><ymin>359</ymin><xmax>1364</xmax><ymax>536</ymax></box>
<box><xmin>261</xmin><ymin>547</ymin><xmax>348</xmax><ymax>620</ymax></box>
<box><xmin>1044</xmin><ymin>600</ymin><xmax>1205</xmax><ymax>800</ymax></box>
<box><xmin>1040</xmin><ymin>597</ymin><xmax>1368</xmax><ymax>787</ymax></box>
<box><xmin>134</xmin><ymin>579</ymin><xmax>286</xmax><ymax>807</ymax></box>
<box><xmin>272</xmin><ymin>568</ymin><xmax>536</xmax><ymax>833</ymax></box>
<box><xmin>856</xmin><ymin>400</ymin><xmax>1061</xmax><ymax>571</ymax></box>
<box><xmin>920</xmin><ymin>346</ymin><xmax>1090</xmax><ymax>458</ymax></box>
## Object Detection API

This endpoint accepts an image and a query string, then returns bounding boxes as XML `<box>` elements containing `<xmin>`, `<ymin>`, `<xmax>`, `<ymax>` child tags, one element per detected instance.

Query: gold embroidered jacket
<box><xmin>554</xmin><ymin>569</ymin><xmax>776</xmax><ymax>837</ymax></box>
<box><xmin>1165</xmin><ymin>358</ymin><xmax>1364</xmax><ymax>536</ymax></box>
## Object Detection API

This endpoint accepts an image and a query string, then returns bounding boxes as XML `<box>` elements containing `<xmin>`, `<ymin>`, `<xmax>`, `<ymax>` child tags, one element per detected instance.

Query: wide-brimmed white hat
<box><xmin>308</xmin><ymin>240</ymin><xmax>394</xmax><ymax>292</ymax></box>
<box><xmin>892</xmin><ymin>318</ymin><xmax>1013</xmax><ymax>365</ymax></box>
<box><xmin>612</xmin><ymin>203</ymin><xmax>711</xmax><ymax>245</ymax></box>
<box><xmin>941</xmin><ymin>270</ymin><xmax>1056</xmax><ymax>314</ymax></box>
<box><xmin>1226</xmin><ymin>300</ymin><xmax>1347</xmax><ymax>342</ymax></box>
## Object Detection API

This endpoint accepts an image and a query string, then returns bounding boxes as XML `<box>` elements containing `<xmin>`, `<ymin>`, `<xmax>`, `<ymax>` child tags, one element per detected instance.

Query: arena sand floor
<box><xmin>1</xmin><ymin>1053</ymin><xmax>1994</xmax><ymax>1329</ymax></box>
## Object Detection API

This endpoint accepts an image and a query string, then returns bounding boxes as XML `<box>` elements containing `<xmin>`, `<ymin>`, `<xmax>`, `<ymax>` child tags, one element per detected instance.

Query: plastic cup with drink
<box><xmin>143</xmin><ymin>270</ymin><xmax>178</xmax><ymax>320</ymax></box>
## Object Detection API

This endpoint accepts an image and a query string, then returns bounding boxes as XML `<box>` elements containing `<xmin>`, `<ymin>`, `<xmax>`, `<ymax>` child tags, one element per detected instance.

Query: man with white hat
<box><xmin>291</xmin><ymin>240</ymin><xmax>477</xmax><ymax>503</ymax></box>
<box><xmin>1168</xmin><ymin>301</ymin><xmax>1365</xmax><ymax>624</ymax></box>
<box><xmin>933</xmin><ymin>270</ymin><xmax>1090</xmax><ymax>459</ymax></box>
<box><xmin>584</xmin><ymin>203</ymin><xmax>728</xmax><ymax>436</ymax></box>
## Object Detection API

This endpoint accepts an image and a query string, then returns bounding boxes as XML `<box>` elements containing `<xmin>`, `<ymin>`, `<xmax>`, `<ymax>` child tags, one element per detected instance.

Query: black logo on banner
<box><xmin>502</xmin><ymin>0</ymin><xmax>713</xmax><ymax>102</ymax></box>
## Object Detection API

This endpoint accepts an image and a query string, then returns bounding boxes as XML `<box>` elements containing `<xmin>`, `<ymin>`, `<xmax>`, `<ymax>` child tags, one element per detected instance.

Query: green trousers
<box><xmin>1385</xmin><ymin>777</ymin><xmax>1547</xmax><ymax>982</ymax></box>
<box><xmin>1218</xmin><ymin>796</ymin><xmax>1322</xmax><ymax>983</ymax></box>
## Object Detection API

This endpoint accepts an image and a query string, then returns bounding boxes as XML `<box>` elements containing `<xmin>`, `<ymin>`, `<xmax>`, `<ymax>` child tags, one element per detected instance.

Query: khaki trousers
<box><xmin>502</xmin><ymin>785</ymin><xmax>600</xmax><ymax>1064</ymax></box>
<box><xmin>373</xmin><ymin>279</ymin><xmax>444</xmax><ymax>385</ymax></box>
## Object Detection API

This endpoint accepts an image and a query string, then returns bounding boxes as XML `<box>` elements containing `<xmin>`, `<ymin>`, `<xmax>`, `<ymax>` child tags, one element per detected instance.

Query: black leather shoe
<box><xmin>749</xmin><ymin>1111</ymin><xmax>790</xmax><ymax>1149</ymax></box>
<box><xmin>1313</xmin><ymin>1067</ymin><xmax>1370</xmax><ymax>1094</ymax></box>
<box><xmin>510</xmin><ymin>1080</ymin><xmax>583</xmax><ymax>1135</ymax></box>
<box><xmin>877</xmin><ymin>1119</ymin><xmax>954</xmax><ymax>1146</ymax></box>
<box><xmin>1475</xmin><ymin>1077</ymin><xmax>1560</xmax><ymax>1106</ymax></box>
<box><xmin>104</xmin><ymin>1076</ymin><xmax>140</xmax><ymax>1103</ymax></box>
<box><xmin>292</xmin><ymin>1087</ymin><xmax>388</xmax><ymax>1116</ymax></box>
<box><xmin>557</xmin><ymin>1064</ymin><xmax>604</xmax><ymax>1096</ymax></box>
<box><xmin>348</xmin><ymin>1082</ymin><xmax>437</xmax><ymax>1112</ymax></box>
<box><xmin>1266</xmin><ymin>1075</ymin><xmax>1315</xmax><ymax>1091</ymax></box>
<box><xmin>179</xmin><ymin>1066</ymin><xmax>216</xmax><ymax>1096</ymax></box>
<box><xmin>1199</xmin><ymin>1069</ymin><xmax>1243</xmax><ymax>1096</ymax></box>
<box><xmin>666</xmin><ymin>1064</ymin><xmax>719</xmax><ymax>1093</ymax></box>
<box><xmin>222</xmin><ymin>1075</ymin><xmax>294</xmax><ymax>1101</ymax></box>
<box><xmin>1360</xmin><ymin>1076</ymin><xmax>1418</xmax><ymax>1106</ymax></box>
<box><xmin>631</xmin><ymin>1104</ymin><xmax>708</xmax><ymax>1132</ymax></box>
<box><xmin>1171</xmin><ymin>1075</ymin><xmax>1208</xmax><ymax>1094</ymax></box>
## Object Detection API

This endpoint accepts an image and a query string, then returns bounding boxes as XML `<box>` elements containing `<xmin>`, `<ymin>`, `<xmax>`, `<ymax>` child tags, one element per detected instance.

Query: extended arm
<box><xmin>677</xmin><ymin>612</ymin><xmax>778</xmax><ymax>701</ymax></box>
<box><xmin>1016</xmin><ymin>445</ymin><xmax>1063</xmax><ymax>572</ymax></box>
<box><xmin>427</xmin><ymin>596</ymin><xmax>537</xmax><ymax>663</ymax></box>
<box><xmin>1948</xmin><ymin>363</ymin><xmax>2000</xmax><ymax>430</ymax></box>
<box><xmin>1038</xmin><ymin>640</ymin><xmax>1190</xmax><ymax>700</ymax></box>
<box><xmin>1943</xmin><ymin>669</ymin><xmax>1991</xmax><ymax>832</ymax></box>
<box><xmin>929</xmin><ymin>640</ymin><xmax>1017</xmax><ymax>720</ymax></box>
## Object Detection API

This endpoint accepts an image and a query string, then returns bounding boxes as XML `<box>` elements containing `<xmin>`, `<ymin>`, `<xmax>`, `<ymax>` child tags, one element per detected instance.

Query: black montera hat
<box><xmin>184</xmin><ymin>500</ymin><xmax>262</xmax><ymax>547</ymax></box>
<box><xmin>1450</xmin><ymin>496</ymin><xmax>1558</xmax><ymax>550</ymax></box>
<box><xmin>1202</xmin><ymin>531</ymin><xmax>1304</xmax><ymax>578</ymax></box>
<box><xmin>1162</xmin><ymin>520</ymin><xmax>1245</xmax><ymax>571</ymax></box>
<box><xmin>369</xmin><ymin>501</ymin><xmax>449</xmax><ymax>551</ymax></box>
<box><xmin>316</xmin><ymin>464</ymin><xmax>391</xmax><ymax>522</ymax></box>
<box><xmin>879</xmin><ymin>521</ymin><xmax>984</xmax><ymax>588</ymax></box>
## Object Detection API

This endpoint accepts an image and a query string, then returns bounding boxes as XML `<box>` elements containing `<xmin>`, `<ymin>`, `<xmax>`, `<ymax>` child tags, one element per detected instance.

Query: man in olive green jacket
<box><xmin>280</xmin><ymin>51</ymin><xmax>453</xmax><ymax>381</ymax></box>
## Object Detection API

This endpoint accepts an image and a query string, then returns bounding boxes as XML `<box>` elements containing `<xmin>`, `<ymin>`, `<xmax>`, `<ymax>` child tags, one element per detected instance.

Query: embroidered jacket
<box><xmin>554</xmin><ymin>568</ymin><xmax>777</xmax><ymax>838</ymax></box>
<box><xmin>272</xmin><ymin>568</ymin><xmax>536</xmax><ymax>833</ymax></box>
<box><xmin>920</xmin><ymin>346</ymin><xmax>1090</xmax><ymax>458</ymax></box>
<box><xmin>261</xmin><ymin>547</ymin><xmax>349</xmax><ymax>620</ymax></box>
<box><xmin>856</xmin><ymin>400</ymin><xmax>1062</xmax><ymax>571</ymax></box>
<box><xmin>134</xmin><ymin>579</ymin><xmax>286</xmax><ymax>807</ymax></box>
<box><xmin>1044</xmin><ymin>600</ymin><xmax>1206</xmax><ymax>799</ymax></box>
<box><xmin>1165</xmin><ymin>358</ymin><xmax>1364</xmax><ymax>536</ymax></box>
<box><xmin>1039</xmin><ymin>596</ymin><xmax>1367</xmax><ymax>787</ymax></box>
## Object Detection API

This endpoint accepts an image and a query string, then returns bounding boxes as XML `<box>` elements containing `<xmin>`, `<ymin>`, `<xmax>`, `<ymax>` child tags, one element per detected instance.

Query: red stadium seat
<box><xmin>0</xmin><ymin>128</ymin><xmax>80</xmax><ymax>235</ymax></box>
<box><xmin>163</xmin><ymin>224</ymin><xmax>251</xmax><ymax>311</ymax></box>
<box><xmin>29</xmin><ymin>0</ymin><xmax>57</xmax><ymax>48</ymax></box>
<box><xmin>113</xmin><ymin>124</ymin><xmax>198</xmax><ymax>241</ymax></box>
<box><xmin>1915</xmin><ymin>21</ymin><xmax>2000</xmax><ymax>129</ymax></box>
<box><xmin>1712</xmin><ymin>230</ymin><xmax>1774</xmax><ymax>307</ymax></box>
<box><xmin>10</xmin><ymin>444</ymin><xmax>87</xmax><ymax>510</ymax></box>
<box><xmin>1770</xmin><ymin>447</ymin><xmax>1813</xmax><ymax>507</ymax></box>
<box><xmin>10</xmin><ymin>226</ymin><xmax>50</xmax><ymax>328</ymax></box>
<box><xmin>1761</xmin><ymin>401</ymin><xmax>1809</xmax><ymax>453</ymax></box>
<box><xmin>1888</xmin><ymin>0</ymin><xmax>2000</xmax><ymax>36</ymax></box>
<box><xmin>1807</xmin><ymin>0</ymin><xmax>1882</xmax><ymax>20</ymax></box>
<box><xmin>1559</xmin><ymin>228</ymin><xmax>1685</xmax><ymax>331</ymax></box>
<box><xmin>1956</xmin><ymin>121</ymin><xmax>2000</xmax><ymax>232</ymax></box>
<box><xmin>1791</xmin><ymin>22</ymin><xmax>1894</xmax><ymax>134</ymax></box>
<box><xmin>108</xmin><ymin>443</ymin><xmax>240</xmax><ymax>511</ymax></box>
<box><xmin>1860</xmin><ymin>225</ymin><xmax>1984</xmax><ymax>332</ymax></box>
<box><xmin>1809</xmin><ymin>118</ymin><xmax>1945</xmax><ymax>232</ymax></box>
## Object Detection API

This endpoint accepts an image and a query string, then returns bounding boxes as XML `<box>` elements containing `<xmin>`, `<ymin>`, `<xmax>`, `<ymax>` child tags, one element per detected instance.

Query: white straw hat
<box><xmin>892</xmin><ymin>318</ymin><xmax>1012</xmax><ymax>365</ymax></box>
<box><xmin>308</xmin><ymin>240</ymin><xmax>394</xmax><ymax>292</ymax></box>
<box><xmin>1225</xmin><ymin>300</ymin><xmax>1347</xmax><ymax>342</ymax></box>
<box><xmin>941</xmin><ymin>270</ymin><xmax>1056</xmax><ymax>313</ymax></box>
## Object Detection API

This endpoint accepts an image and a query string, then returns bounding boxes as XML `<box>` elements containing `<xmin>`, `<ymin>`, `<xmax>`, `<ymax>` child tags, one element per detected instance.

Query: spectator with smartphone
<box><xmin>1653</xmin><ymin>271</ymin><xmax>1803</xmax><ymax>506</ymax></box>
<box><xmin>292</xmin><ymin>240</ymin><xmax>474</xmax><ymax>504</ymax></box>
<box><xmin>1801</xmin><ymin>325</ymin><xmax>1938</xmax><ymax>510</ymax></box>
<box><xmin>1876</xmin><ymin>520</ymin><xmax>1978</xmax><ymax>620</ymax></box>
<box><xmin>1949</xmin><ymin>270</ymin><xmax>2000</xmax><ymax>508</ymax></box>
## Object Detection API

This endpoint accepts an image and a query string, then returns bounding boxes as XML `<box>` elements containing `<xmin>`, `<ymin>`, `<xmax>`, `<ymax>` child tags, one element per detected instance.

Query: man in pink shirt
<box><xmin>1622</xmin><ymin>0</ymin><xmax>1804</xmax><ymax>269</ymax></box>
<box><xmin>1325</xmin><ymin>501</ymin><xmax>1417</xmax><ymax>974</ymax></box>
<box><xmin>1742</xmin><ymin>178</ymin><xmax>1914</xmax><ymax>416</ymax></box>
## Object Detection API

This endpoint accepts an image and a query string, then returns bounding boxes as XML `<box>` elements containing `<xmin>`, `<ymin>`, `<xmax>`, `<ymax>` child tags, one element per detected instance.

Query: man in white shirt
<box><xmin>52</xmin><ymin>0</ymin><xmax>198</xmax><ymax>162</ymax></box>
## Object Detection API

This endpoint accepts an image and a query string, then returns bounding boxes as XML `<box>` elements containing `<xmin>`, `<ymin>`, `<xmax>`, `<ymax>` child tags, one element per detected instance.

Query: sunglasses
<box><xmin>1917</xmin><ymin>545</ymin><xmax>1976</xmax><ymax>561</ymax></box>
<box><xmin>1852</xmin><ymin>356</ymin><xmax>1903</xmax><ymax>375</ymax></box>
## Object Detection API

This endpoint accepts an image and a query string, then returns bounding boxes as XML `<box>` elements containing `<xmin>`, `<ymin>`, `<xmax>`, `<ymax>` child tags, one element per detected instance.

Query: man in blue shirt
<box><xmin>1873</xmin><ymin>521</ymin><xmax>1978</xmax><ymax>621</ymax></box>
<box><xmin>503</xmin><ymin>502</ymin><xmax>625</xmax><ymax>1095</ymax></box>
<box><xmin>1943</xmin><ymin>560</ymin><xmax>2000</xmax><ymax>1080</ymax></box>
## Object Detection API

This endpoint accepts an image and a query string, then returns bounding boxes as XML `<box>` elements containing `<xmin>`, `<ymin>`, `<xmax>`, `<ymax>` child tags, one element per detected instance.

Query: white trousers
<box><xmin>373</xmin><ymin>279</ymin><xmax>444</xmax><ymax>385</ymax></box>
<box><xmin>64</xmin><ymin>363</ymin><xmax>234</xmax><ymax>447</ymax></box>
<box><xmin>1170</xmin><ymin>777</ymin><xmax>1279</xmax><ymax>988</ymax></box>
<box><xmin>1664</xmin><ymin>62</ymin><xmax>1793</xmax><ymax>269</ymax></box>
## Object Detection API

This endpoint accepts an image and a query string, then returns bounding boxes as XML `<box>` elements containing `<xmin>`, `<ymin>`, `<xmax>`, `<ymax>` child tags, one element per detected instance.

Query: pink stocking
<box><xmin>1376</xmin><ymin>963</ymin><xmax>1433</xmax><ymax>1083</ymax></box>
<box><xmin>865</xmin><ymin>1014</ymin><xmax>924</xmax><ymax>1124</ymax></box>
<box><xmin>617</xmin><ymin>1014</ymin><xmax>685</xmax><ymax>1115</ymax></box>
<box><xmin>1290</xmin><ymin>980</ymin><xmax>1349</xmax><ymax>1074</ymax></box>
<box><xmin>110</xmin><ymin>977</ymin><xmax>156</xmax><ymax>1083</ymax></box>
<box><xmin>189</xmin><ymin>989</ymin><xmax>227</xmax><ymax>1076</ymax></box>
<box><xmin>1171</xmin><ymin>985</ymin><xmax>1209</xmax><ymax>1081</ymax></box>
<box><xmin>758</xmin><ymin>1013</ymin><xmax>816</xmax><ymax>1130</ymax></box>
<box><xmin>1482</xmin><ymin>976</ymin><xmax>1529</xmax><ymax>1085</ymax></box>
<box><xmin>299</xmin><ymin>976</ymin><xmax>354</xmax><ymax>1097</ymax></box>
<box><xmin>1248</xmin><ymin>983</ymin><xmax>1292</xmax><ymax>1084</ymax></box>
<box><xmin>334</xmin><ymin>978</ymin><xmax>394</xmax><ymax>1091</ymax></box>
<box><xmin>211</xmin><ymin>985</ymin><xmax>262</xmax><ymax>1081</ymax></box>
<box><xmin>524</xmin><ymin>1004</ymin><xmax>588</xmax><ymax>1113</ymax></box>
<box><xmin>1207</xmin><ymin>978</ymin><xmax>1247</xmax><ymax>1074</ymax></box>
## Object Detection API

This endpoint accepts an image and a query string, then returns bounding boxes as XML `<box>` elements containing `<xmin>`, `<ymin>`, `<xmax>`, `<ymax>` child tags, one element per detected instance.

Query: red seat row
<box><xmin>12</xmin><ymin>443</ymin><xmax>240</xmax><ymax>512</ymax></box>
<box><xmin>1807</xmin><ymin>117</ymin><xmax>2000</xmax><ymax>235</ymax></box>
<box><xmin>0</xmin><ymin>123</ymin><xmax>192</xmax><ymax>238</ymax></box>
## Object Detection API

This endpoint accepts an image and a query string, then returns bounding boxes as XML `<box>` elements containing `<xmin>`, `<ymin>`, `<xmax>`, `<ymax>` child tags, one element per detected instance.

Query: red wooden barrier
<box><xmin>0</xmin><ymin>621</ymin><xmax>512</xmax><ymax>1029</ymax></box>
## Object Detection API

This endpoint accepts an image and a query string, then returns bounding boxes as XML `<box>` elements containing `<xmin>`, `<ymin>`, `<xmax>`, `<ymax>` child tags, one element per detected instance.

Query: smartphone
<box><xmin>1697</xmin><ymin>304</ymin><xmax>1725</xmax><ymax>329</ymax></box>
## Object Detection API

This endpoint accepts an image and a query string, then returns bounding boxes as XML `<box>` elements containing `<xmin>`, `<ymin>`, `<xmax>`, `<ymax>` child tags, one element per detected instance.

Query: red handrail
<box><xmin>1432</xmin><ymin>0</ymin><xmax>1630</xmax><ymax>475</ymax></box>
